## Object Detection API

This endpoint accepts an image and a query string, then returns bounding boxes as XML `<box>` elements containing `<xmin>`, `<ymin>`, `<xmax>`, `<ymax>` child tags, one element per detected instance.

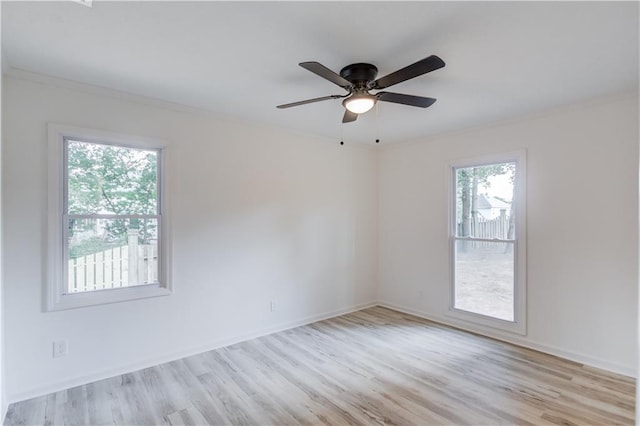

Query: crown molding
<box><xmin>4</xmin><ymin>67</ymin><xmax>203</xmax><ymax>115</ymax></box>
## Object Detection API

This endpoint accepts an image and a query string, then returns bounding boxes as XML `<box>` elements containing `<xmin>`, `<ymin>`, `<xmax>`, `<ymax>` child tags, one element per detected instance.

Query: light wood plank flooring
<box><xmin>5</xmin><ymin>307</ymin><xmax>635</xmax><ymax>425</ymax></box>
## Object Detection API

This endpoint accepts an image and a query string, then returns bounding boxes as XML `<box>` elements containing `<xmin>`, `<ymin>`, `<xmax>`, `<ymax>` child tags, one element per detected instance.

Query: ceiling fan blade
<box><xmin>342</xmin><ymin>110</ymin><xmax>358</xmax><ymax>123</ymax></box>
<box><xmin>299</xmin><ymin>62</ymin><xmax>352</xmax><ymax>89</ymax></box>
<box><xmin>377</xmin><ymin>92</ymin><xmax>437</xmax><ymax>108</ymax></box>
<box><xmin>277</xmin><ymin>95</ymin><xmax>345</xmax><ymax>109</ymax></box>
<box><xmin>371</xmin><ymin>55</ymin><xmax>445</xmax><ymax>90</ymax></box>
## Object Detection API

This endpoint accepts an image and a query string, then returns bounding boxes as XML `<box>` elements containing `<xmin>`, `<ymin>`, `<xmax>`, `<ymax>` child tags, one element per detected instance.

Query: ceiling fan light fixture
<box><xmin>343</xmin><ymin>94</ymin><xmax>376</xmax><ymax>114</ymax></box>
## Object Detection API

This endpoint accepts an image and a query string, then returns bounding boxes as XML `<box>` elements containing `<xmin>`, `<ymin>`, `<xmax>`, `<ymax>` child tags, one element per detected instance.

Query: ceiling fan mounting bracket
<box><xmin>339</xmin><ymin>63</ymin><xmax>378</xmax><ymax>87</ymax></box>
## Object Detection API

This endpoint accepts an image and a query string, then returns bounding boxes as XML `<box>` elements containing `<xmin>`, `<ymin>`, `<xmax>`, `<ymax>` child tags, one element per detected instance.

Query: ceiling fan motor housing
<box><xmin>340</xmin><ymin>63</ymin><xmax>378</xmax><ymax>88</ymax></box>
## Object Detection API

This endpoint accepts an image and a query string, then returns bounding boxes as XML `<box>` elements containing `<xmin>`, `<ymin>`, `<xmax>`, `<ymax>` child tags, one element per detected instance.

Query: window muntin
<box><xmin>449</xmin><ymin>153</ymin><xmax>525</xmax><ymax>334</ymax></box>
<box><xmin>64</xmin><ymin>140</ymin><xmax>161</xmax><ymax>293</ymax></box>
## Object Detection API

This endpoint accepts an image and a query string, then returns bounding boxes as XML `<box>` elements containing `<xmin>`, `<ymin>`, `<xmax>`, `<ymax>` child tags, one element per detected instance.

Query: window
<box><xmin>449</xmin><ymin>151</ymin><xmax>526</xmax><ymax>334</ymax></box>
<box><xmin>47</xmin><ymin>124</ymin><xmax>170</xmax><ymax>311</ymax></box>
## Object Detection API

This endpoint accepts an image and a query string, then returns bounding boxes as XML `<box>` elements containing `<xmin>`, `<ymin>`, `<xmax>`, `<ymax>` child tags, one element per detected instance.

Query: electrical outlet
<box><xmin>53</xmin><ymin>340</ymin><xmax>68</xmax><ymax>358</ymax></box>
<box><xmin>270</xmin><ymin>300</ymin><xmax>277</xmax><ymax>312</ymax></box>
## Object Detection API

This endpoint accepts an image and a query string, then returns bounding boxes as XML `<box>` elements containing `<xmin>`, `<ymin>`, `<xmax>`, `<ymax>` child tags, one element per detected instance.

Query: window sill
<box><xmin>46</xmin><ymin>284</ymin><xmax>171</xmax><ymax>311</ymax></box>
<box><xmin>445</xmin><ymin>307</ymin><xmax>527</xmax><ymax>336</ymax></box>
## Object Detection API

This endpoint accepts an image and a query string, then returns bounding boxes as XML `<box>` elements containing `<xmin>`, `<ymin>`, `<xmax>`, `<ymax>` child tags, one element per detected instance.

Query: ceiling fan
<box><xmin>277</xmin><ymin>55</ymin><xmax>445</xmax><ymax>123</ymax></box>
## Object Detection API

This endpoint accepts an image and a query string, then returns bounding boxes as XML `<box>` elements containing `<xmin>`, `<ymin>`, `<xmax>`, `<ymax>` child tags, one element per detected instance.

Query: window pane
<box><xmin>66</xmin><ymin>140</ymin><xmax>158</xmax><ymax>215</ymax></box>
<box><xmin>454</xmin><ymin>240</ymin><xmax>514</xmax><ymax>321</ymax></box>
<box><xmin>455</xmin><ymin>162</ymin><xmax>515</xmax><ymax>239</ymax></box>
<box><xmin>67</xmin><ymin>218</ymin><xmax>159</xmax><ymax>293</ymax></box>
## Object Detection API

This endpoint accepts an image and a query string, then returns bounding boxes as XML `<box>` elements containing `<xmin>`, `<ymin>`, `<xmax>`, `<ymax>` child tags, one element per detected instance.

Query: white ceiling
<box><xmin>2</xmin><ymin>1</ymin><xmax>638</xmax><ymax>144</ymax></box>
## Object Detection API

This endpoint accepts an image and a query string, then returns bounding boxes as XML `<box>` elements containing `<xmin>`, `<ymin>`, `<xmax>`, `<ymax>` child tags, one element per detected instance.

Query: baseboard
<box><xmin>8</xmin><ymin>299</ymin><xmax>634</xmax><ymax>404</ymax></box>
<box><xmin>378</xmin><ymin>301</ymin><xmax>636</xmax><ymax>378</ymax></box>
<box><xmin>7</xmin><ymin>300</ymin><xmax>377</xmax><ymax>404</ymax></box>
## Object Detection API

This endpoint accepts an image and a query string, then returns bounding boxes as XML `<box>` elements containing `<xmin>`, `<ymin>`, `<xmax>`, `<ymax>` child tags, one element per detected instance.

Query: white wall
<box><xmin>2</xmin><ymin>71</ymin><xmax>637</xmax><ymax>406</ymax></box>
<box><xmin>2</xmin><ymin>74</ymin><xmax>378</xmax><ymax>402</ymax></box>
<box><xmin>378</xmin><ymin>93</ymin><xmax>639</xmax><ymax>375</ymax></box>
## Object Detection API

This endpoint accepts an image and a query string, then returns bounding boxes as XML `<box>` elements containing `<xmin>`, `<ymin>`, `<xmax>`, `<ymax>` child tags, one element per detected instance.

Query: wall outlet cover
<box><xmin>53</xmin><ymin>340</ymin><xmax>68</xmax><ymax>358</ymax></box>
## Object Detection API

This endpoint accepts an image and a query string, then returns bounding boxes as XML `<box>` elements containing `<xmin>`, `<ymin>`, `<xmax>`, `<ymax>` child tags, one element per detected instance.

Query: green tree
<box><xmin>67</xmin><ymin>141</ymin><xmax>158</xmax><ymax>247</ymax></box>
<box><xmin>456</xmin><ymin>162</ymin><xmax>516</xmax><ymax>253</ymax></box>
<box><xmin>456</xmin><ymin>164</ymin><xmax>509</xmax><ymax>237</ymax></box>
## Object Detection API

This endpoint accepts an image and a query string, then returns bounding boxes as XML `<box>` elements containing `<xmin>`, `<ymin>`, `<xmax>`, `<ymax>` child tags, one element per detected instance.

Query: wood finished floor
<box><xmin>5</xmin><ymin>307</ymin><xmax>635</xmax><ymax>425</ymax></box>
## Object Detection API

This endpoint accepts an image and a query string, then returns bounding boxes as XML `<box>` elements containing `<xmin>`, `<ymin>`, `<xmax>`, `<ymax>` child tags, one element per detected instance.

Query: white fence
<box><xmin>458</xmin><ymin>211</ymin><xmax>512</xmax><ymax>248</ymax></box>
<box><xmin>472</xmin><ymin>213</ymin><xmax>509</xmax><ymax>240</ymax></box>
<box><xmin>68</xmin><ymin>230</ymin><xmax>158</xmax><ymax>293</ymax></box>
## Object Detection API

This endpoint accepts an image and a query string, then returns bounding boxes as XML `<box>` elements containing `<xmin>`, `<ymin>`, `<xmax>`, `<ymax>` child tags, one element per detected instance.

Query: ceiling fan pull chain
<box><xmin>375</xmin><ymin>102</ymin><xmax>380</xmax><ymax>144</ymax></box>
<box><xmin>340</xmin><ymin>122</ymin><xmax>345</xmax><ymax>146</ymax></box>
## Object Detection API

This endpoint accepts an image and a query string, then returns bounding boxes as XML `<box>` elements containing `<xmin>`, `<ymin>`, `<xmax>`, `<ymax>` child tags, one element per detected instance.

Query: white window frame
<box><xmin>47</xmin><ymin>123</ymin><xmax>171</xmax><ymax>311</ymax></box>
<box><xmin>447</xmin><ymin>150</ymin><xmax>526</xmax><ymax>335</ymax></box>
